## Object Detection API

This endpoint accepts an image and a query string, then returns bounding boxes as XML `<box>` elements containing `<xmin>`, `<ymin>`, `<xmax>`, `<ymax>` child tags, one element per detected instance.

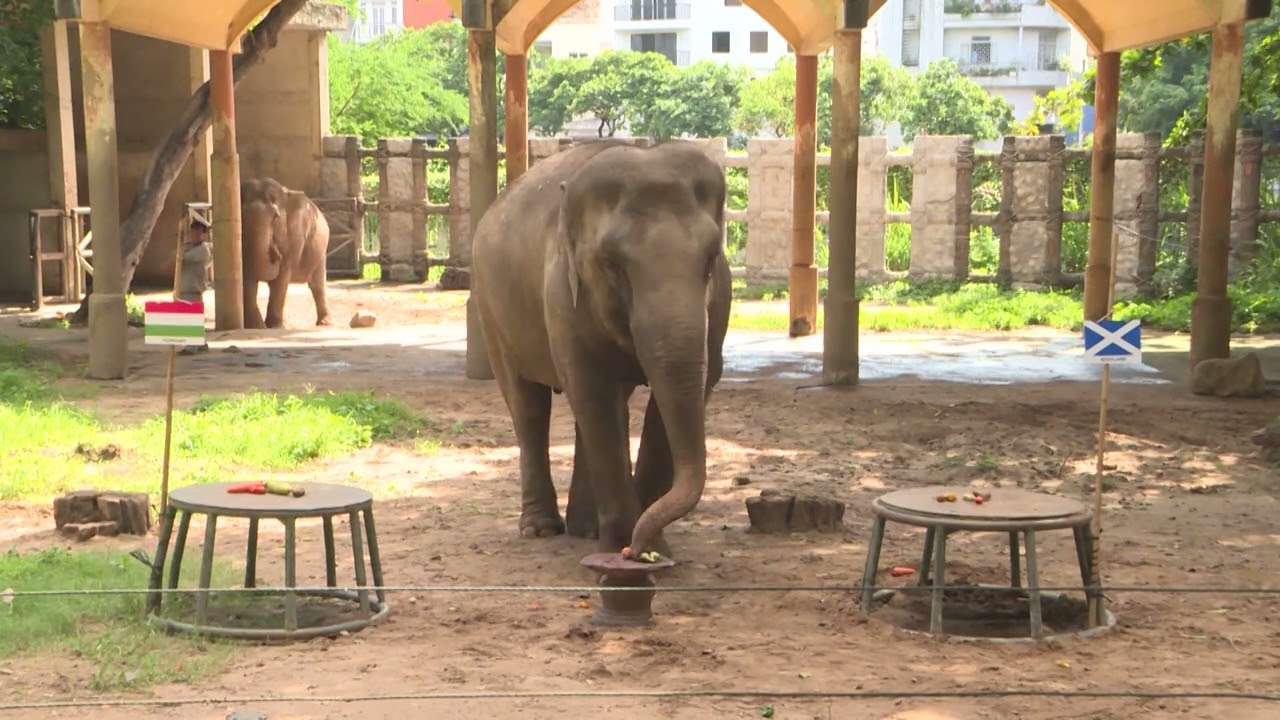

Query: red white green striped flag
<box><xmin>144</xmin><ymin>300</ymin><xmax>206</xmax><ymax>346</ymax></box>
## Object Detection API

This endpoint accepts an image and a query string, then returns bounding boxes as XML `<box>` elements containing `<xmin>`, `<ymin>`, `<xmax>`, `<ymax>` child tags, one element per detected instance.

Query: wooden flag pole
<box><xmin>1088</xmin><ymin>229</ymin><xmax>1121</xmax><ymax>628</ymax></box>
<box><xmin>159</xmin><ymin>218</ymin><xmax>185</xmax><ymax>518</ymax></box>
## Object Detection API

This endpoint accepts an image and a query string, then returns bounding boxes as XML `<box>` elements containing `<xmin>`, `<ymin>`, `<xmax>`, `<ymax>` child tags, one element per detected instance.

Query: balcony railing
<box><xmin>614</xmin><ymin>1</ymin><xmax>692</xmax><ymax>22</ymax></box>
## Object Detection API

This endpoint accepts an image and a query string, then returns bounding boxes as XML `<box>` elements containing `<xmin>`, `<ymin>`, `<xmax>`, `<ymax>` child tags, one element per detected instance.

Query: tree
<box><xmin>570</xmin><ymin>50</ymin><xmax>673</xmax><ymax>137</ymax></box>
<box><xmin>898</xmin><ymin>58</ymin><xmax>1013</xmax><ymax>142</ymax></box>
<box><xmin>1011</xmin><ymin>78</ymin><xmax>1088</xmax><ymax>138</ymax></box>
<box><xmin>734</xmin><ymin>55</ymin><xmax>797</xmax><ymax>138</ymax></box>
<box><xmin>328</xmin><ymin>29</ymin><xmax>468</xmax><ymax>143</ymax></box>
<box><xmin>528</xmin><ymin>54</ymin><xmax>590</xmax><ymax>136</ymax></box>
<box><xmin>635</xmin><ymin>59</ymin><xmax>750</xmax><ymax>140</ymax></box>
<box><xmin>1118</xmin><ymin>15</ymin><xmax>1280</xmax><ymax>143</ymax></box>
<box><xmin>0</xmin><ymin>0</ymin><xmax>55</xmax><ymax>129</ymax></box>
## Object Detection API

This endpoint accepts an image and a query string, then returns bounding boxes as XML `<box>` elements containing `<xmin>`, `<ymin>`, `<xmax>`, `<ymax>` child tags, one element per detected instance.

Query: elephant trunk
<box><xmin>628</xmin><ymin>308</ymin><xmax>709</xmax><ymax>557</ymax></box>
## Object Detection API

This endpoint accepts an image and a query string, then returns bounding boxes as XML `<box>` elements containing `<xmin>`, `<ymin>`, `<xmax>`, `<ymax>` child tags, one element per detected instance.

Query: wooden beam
<box><xmin>503</xmin><ymin>52</ymin><xmax>529</xmax><ymax>182</ymax></box>
<box><xmin>78</xmin><ymin>19</ymin><xmax>128</xmax><ymax>380</ymax></box>
<box><xmin>822</xmin><ymin>13</ymin><xmax>866</xmax><ymax>385</ymax></box>
<box><xmin>210</xmin><ymin>49</ymin><xmax>245</xmax><ymax>331</ymax></box>
<box><xmin>466</xmin><ymin>27</ymin><xmax>498</xmax><ymax>380</ymax></box>
<box><xmin>789</xmin><ymin>54</ymin><xmax>819</xmax><ymax>338</ymax></box>
<box><xmin>1083</xmin><ymin>51</ymin><xmax>1119</xmax><ymax>322</ymax></box>
<box><xmin>1190</xmin><ymin>21</ymin><xmax>1246</xmax><ymax>368</ymax></box>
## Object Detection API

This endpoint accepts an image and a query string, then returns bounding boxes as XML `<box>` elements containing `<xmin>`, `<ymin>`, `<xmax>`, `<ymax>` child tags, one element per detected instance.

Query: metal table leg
<box><xmin>1009</xmin><ymin>531</ymin><xmax>1022</xmax><ymax>588</ymax></box>
<box><xmin>349</xmin><ymin>510</ymin><xmax>371</xmax><ymax>615</ymax></box>
<box><xmin>283</xmin><ymin>517</ymin><xmax>298</xmax><ymax>632</ymax></box>
<box><xmin>167</xmin><ymin>510</ymin><xmax>193</xmax><ymax>592</ymax></box>
<box><xmin>145</xmin><ymin>506</ymin><xmax>177</xmax><ymax>614</ymax></box>
<box><xmin>363</xmin><ymin>506</ymin><xmax>386</xmax><ymax>606</ymax></box>
<box><xmin>196</xmin><ymin>514</ymin><xmax>219</xmax><ymax>626</ymax></box>
<box><xmin>917</xmin><ymin>526</ymin><xmax>936</xmax><ymax>587</ymax></box>
<box><xmin>1024</xmin><ymin>529</ymin><xmax>1044</xmax><ymax>639</ymax></box>
<box><xmin>323</xmin><ymin>515</ymin><xmax>337</xmax><ymax>587</ymax></box>
<box><xmin>244</xmin><ymin>517</ymin><xmax>259</xmax><ymax>589</ymax></box>
<box><xmin>929</xmin><ymin>524</ymin><xmax>947</xmax><ymax>634</ymax></box>
<box><xmin>858</xmin><ymin>515</ymin><xmax>886</xmax><ymax>613</ymax></box>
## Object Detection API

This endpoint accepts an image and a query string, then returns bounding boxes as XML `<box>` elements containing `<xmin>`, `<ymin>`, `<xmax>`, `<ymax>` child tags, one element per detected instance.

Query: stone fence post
<box><xmin>909</xmin><ymin>135</ymin><xmax>973</xmax><ymax>281</ymax></box>
<box><xmin>1230</xmin><ymin>128</ymin><xmax>1264</xmax><ymax>275</ymax></box>
<box><xmin>1184</xmin><ymin>131</ymin><xmax>1205</xmax><ymax>270</ymax></box>
<box><xmin>377</xmin><ymin>138</ymin><xmax>417</xmax><ymax>281</ymax></box>
<box><xmin>1113</xmin><ymin>132</ymin><xmax>1160</xmax><ymax>296</ymax></box>
<box><xmin>745</xmin><ymin>138</ymin><xmax>794</xmax><ymax>280</ymax></box>
<box><xmin>1001</xmin><ymin>135</ymin><xmax>1065</xmax><ymax>288</ymax></box>
<box><xmin>448</xmin><ymin>138</ymin><xmax>471</xmax><ymax>269</ymax></box>
<box><xmin>856</xmin><ymin>136</ymin><xmax>888</xmax><ymax>282</ymax></box>
<box><xmin>318</xmin><ymin>135</ymin><xmax>363</xmax><ymax>275</ymax></box>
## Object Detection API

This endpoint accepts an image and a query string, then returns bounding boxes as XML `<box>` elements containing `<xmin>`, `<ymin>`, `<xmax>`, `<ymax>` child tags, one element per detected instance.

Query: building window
<box><xmin>532</xmin><ymin>41</ymin><xmax>553</xmax><ymax>57</ymax></box>
<box><xmin>750</xmin><ymin>31</ymin><xmax>768</xmax><ymax>53</ymax></box>
<box><xmin>725</xmin><ymin>0</ymin><xmax>742</xmax><ymax>5</ymax></box>
<box><xmin>969</xmin><ymin>35</ymin><xmax>992</xmax><ymax>65</ymax></box>
<box><xmin>901</xmin><ymin>29</ymin><xmax>919</xmax><ymax>67</ymax></box>
<box><xmin>711</xmin><ymin>31</ymin><xmax>730</xmax><ymax>53</ymax></box>
<box><xmin>631</xmin><ymin>32</ymin><xmax>678</xmax><ymax>64</ymax></box>
<box><xmin>786</xmin><ymin>43</ymin><xmax>794</xmax><ymax>53</ymax></box>
<box><xmin>1037</xmin><ymin>31</ymin><xmax>1059</xmax><ymax>70</ymax></box>
<box><xmin>628</xmin><ymin>0</ymin><xmax>678</xmax><ymax>21</ymax></box>
<box><xmin>569</xmin><ymin>52</ymin><xmax>588</xmax><ymax>58</ymax></box>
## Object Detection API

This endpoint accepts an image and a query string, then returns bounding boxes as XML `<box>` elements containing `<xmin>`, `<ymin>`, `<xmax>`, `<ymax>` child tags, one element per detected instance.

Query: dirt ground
<box><xmin>2</xmin><ymin>282</ymin><xmax>1280</xmax><ymax>720</ymax></box>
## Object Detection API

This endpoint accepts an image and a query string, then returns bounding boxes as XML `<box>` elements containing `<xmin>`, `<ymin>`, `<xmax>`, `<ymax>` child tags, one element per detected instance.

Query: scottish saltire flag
<box><xmin>144</xmin><ymin>300</ymin><xmax>206</xmax><ymax>346</ymax></box>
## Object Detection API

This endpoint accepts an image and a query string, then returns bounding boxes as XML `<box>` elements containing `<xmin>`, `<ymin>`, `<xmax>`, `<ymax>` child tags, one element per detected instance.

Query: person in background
<box><xmin>178</xmin><ymin>215</ymin><xmax>213</xmax><ymax>354</ymax></box>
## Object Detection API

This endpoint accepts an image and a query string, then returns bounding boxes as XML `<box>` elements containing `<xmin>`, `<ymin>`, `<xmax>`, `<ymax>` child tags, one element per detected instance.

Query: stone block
<box><xmin>745</xmin><ymin>489</ymin><xmax>845</xmax><ymax>534</ymax></box>
<box><xmin>349</xmin><ymin>311</ymin><xmax>377</xmax><ymax>328</ymax></box>
<box><xmin>1191</xmin><ymin>353</ymin><xmax>1267</xmax><ymax>397</ymax></box>
<box><xmin>322</xmin><ymin>135</ymin><xmax>354</xmax><ymax>156</ymax></box>
<box><xmin>319</xmin><ymin>158</ymin><xmax>349</xmax><ymax>198</ymax></box>
<box><xmin>438</xmin><ymin>266</ymin><xmax>470</xmax><ymax>290</ymax></box>
<box><xmin>384</xmin><ymin>263</ymin><xmax>419</xmax><ymax>283</ymax></box>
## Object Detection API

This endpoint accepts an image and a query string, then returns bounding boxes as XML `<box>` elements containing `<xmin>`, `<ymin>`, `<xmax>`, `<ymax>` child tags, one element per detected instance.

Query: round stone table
<box><xmin>858</xmin><ymin>486</ymin><xmax>1099</xmax><ymax>638</ymax></box>
<box><xmin>144</xmin><ymin>481</ymin><xmax>389</xmax><ymax>640</ymax></box>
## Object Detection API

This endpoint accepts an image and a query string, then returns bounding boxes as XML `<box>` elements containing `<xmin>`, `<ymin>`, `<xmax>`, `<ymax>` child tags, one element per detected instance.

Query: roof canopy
<box><xmin>52</xmin><ymin>0</ymin><xmax>345</xmax><ymax>51</ymax></box>
<box><xmin>445</xmin><ymin>0</ymin><xmax>1271</xmax><ymax>56</ymax></box>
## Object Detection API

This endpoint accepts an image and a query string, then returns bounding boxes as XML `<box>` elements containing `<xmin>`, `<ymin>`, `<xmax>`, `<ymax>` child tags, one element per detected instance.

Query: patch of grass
<box><xmin>728</xmin><ymin>281</ymin><xmax>1085</xmax><ymax>333</ymax></box>
<box><xmin>0</xmin><ymin>546</ymin><xmax>233</xmax><ymax>691</ymax></box>
<box><xmin>1115</xmin><ymin>283</ymin><xmax>1280</xmax><ymax>334</ymax></box>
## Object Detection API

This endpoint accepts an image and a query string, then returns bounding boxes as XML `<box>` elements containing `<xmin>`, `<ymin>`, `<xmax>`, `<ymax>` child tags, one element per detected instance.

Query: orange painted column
<box><xmin>503</xmin><ymin>52</ymin><xmax>529</xmax><ymax>182</ymax></box>
<box><xmin>210</xmin><ymin>49</ymin><xmax>244</xmax><ymax>331</ymax></box>
<box><xmin>789</xmin><ymin>54</ymin><xmax>819</xmax><ymax>338</ymax></box>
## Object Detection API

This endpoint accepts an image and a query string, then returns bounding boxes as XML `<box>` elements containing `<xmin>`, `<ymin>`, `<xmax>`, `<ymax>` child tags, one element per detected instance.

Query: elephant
<box><xmin>471</xmin><ymin>140</ymin><xmax>732</xmax><ymax>559</ymax></box>
<box><xmin>240</xmin><ymin>177</ymin><xmax>332</xmax><ymax>329</ymax></box>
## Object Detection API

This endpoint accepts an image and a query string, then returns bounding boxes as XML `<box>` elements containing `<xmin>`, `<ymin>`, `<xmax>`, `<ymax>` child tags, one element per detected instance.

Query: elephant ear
<box><xmin>558</xmin><ymin>174</ymin><xmax>626</xmax><ymax>309</ymax></box>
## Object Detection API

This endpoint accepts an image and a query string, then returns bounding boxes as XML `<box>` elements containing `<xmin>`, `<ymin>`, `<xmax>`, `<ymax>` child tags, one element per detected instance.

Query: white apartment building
<box><xmin>345</xmin><ymin>0</ymin><xmax>404</xmax><ymax>43</ymax></box>
<box><xmin>874</xmin><ymin>0</ymin><xmax>1087</xmax><ymax>121</ymax></box>
<box><xmin>607</xmin><ymin>0</ymin><xmax>791</xmax><ymax>73</ymax></box>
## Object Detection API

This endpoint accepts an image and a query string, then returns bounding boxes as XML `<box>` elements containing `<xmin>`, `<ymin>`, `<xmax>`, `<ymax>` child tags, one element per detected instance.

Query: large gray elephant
<box><xmin>471</xmin><ymin>140</ymin><xmax>732</xmax><ymax>559</ymax></box>
<box><xmin>240</xmin><ymin>177</ymin><xmax>332</xmax><ymax>329</ymax></box>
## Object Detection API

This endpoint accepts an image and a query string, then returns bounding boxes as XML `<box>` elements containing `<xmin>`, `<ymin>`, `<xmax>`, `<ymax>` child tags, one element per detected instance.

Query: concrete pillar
<box><xmin>187</xmin><ymin>47</ymin><xmax>212</xmax><ymax>206</ymax></box>
<box><xmin>1190</xmin><ymin>22</ymin><xmax>1245</xmax><ymax>368</ymax></box>
<box><xmin>503</xmin><ymin>52</ymin><xmax>529</xmax><ymax>183</ymax></box>
<box><xmin>319</xmin><ymin>135</ymin><xmax>363</xmax><ymax>274</ymax></box>
<box><xmin>744</xmin><ymin>138</ymin><xmax>793</xmax><ymax>280</ymax></box>
<box><xmin>1229</xmin><ymin>128</ymin><xmax>1264</xmax><ymax>275</ymax></box>
<box><xmin>210</xmin><ymin>49</ymin><xmax>244</xmax><ymax>331</ymax></box>
<box><xmin>789</xmin><ymin>54</ymin><xmax>819</xmax><ymax>338</ymax></box>
<box><xmin>854</xmin><ymin>137</ymin><xmax>889</xmax><ymax>282</ymax></box>
<box><xmin>465</xmin><ymin>26</ymin><xmax>497</xmax><ymax>380</ymax></box>
<box><xmin>41</xmin><ymin>20</ymin><xmax>78</xmax><ymax>300</ymax></box>
<box><xmin>1112</xmin><ymin>133</ymin><xmax>1161</xmax><ymax>297</ymax></box>
<box><xmin>448</xmin><ymin>138</ymin><xmax>471</xmax><ymax>267</ymax></box>
<box><xmin>823</xmin><ymin>23</ymin><xmax>864</xmax><ymax>386</ymax></box>
<box><xmin>1002</xmin><ymin>135</ymin><xmax>1065</xmax><ymax>288</ymax></box>
<box><xmin>377</xmin><ymin>138</ymin><xmax>416</xmax><ymax>281</ymax></box>
<box><xmin>1083</xmin><ymin>51</ymin><xmax>1119</xmax><ymax>320</ymax></box>
<box><xmin>909</xmin><ymin>135</ymin><xmax>974</xmax><ymax>281</ymax></box>
<box><xmin>77</xmin><ymin>20</ymin><xmax>127</xmax><ymax>380</ymax></box>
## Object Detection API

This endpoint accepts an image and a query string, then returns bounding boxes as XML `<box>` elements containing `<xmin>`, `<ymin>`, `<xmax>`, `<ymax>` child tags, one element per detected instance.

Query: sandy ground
<box><xmin>1</xmin><ymin>282</ymin><xmax>1279</xmax><ymax>720</ymax></box>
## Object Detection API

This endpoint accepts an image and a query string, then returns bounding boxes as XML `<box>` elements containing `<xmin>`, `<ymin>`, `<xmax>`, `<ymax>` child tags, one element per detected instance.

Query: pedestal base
<box><xmin>580</xmin><ymin>552</ymin><xmax>675</xmax><ymax>627</ymax></box>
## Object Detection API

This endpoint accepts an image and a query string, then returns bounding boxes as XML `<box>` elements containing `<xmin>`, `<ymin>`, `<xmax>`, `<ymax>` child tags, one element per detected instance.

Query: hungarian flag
<box><xmin>144</xmin><ymin>300</ymin><xmax>206</xmax><ymax>346</ymax></box>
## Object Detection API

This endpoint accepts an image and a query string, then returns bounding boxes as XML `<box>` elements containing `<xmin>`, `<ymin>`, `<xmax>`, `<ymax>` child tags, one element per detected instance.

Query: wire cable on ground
<box><xmin>3</xmin><ymin>583</ymin><xmax>1277</xmax><ymax>599</ymax></box>
<box><xmin>1</xmin><ymin>688</ymin><xmax>1278</xmax><ymax>711</ymax></box>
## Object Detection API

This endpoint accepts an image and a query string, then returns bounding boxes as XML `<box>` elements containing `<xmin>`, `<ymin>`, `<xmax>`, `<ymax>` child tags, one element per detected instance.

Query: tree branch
<box><xmin>116</xmin><ymin>0</ymin><xmax>310</xmax><ymax>292</ymax></box>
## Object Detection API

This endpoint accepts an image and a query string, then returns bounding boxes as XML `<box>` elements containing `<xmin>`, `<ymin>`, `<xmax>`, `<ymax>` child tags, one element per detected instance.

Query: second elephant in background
<box><xmin>240</xmin><ymin>177</ymin><xmax>332</xmax><ymax>329</ymax></box>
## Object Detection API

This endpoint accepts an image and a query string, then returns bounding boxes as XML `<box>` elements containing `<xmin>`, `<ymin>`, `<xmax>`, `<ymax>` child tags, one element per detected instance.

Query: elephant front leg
<box><xmin>568</xmin><ymin>377</ymin><xmax>640</xmax><ymax>554</ymax></box>
<box><xmin>308</xmin><ymin>265</ymin><xmax>332</xmax><ymax>326</ymax></box>
<box><xmin>565</xmin><ymin>422</ymin><xmax>599</xmax><ymax>539</ymax></box>
<box><xmin>264</xmin><ymin>276</ymin><xmax>290</xmax><ymax>328</ymax></box>
<box><xmin>243</xmin><ymin>278</ymin><xmax>266</xmax><ymax>329</ymax></box>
